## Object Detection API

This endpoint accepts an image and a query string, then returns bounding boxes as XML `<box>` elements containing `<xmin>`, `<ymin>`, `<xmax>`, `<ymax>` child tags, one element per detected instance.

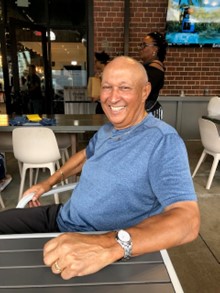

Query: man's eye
<box><xmin>119</xmin><ymin>86</ymin><xmax>131</xmax><ymax>91</ymax></box>
<box><xmin>102</xmin><ymin>86</ymin><xmax>111</xmax><ymax>90</ymax></box>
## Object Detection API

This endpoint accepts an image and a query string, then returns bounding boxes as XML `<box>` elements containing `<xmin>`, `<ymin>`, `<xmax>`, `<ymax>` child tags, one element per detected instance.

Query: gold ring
<box><xmin>54</xmin><ymin>260</ymin><xmax>62</xmax><ymax>273</ymax></box>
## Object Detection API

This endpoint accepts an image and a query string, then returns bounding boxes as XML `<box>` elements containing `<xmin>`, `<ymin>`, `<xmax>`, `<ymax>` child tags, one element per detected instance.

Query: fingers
<box><xmin>22</xmin><ymin>182</ymin><xmax>48</xmax><ymax>205</ymax></box>
<box><xmin>43</xmin><ymin>237</ymin><xmax>59</xmax><ymax>266</ymax></box>
<box><xmin>53</xmin><ymin>260</ymin><xmax>63</xmax><ymax>274</ymax></box>
<box><xmin>28</xmin><ymin>200</ymin><xmax>41</xmax><ymax>208</ymax></box>
<box><xmin>21</xmin><ymin>188</ymin><xmax>42</xmax><ymax>207</ymax></box>
<box><xmin>43</xmin><ymin>233</ymin><xmax>116</xmax><ymax>280</ymax></box>
<box><xmin>49</xmin><ymin>257</ymin><xmax>82</xmax><ymax>279</ymax></box>
<box><xmin>51</xmin><ymin>259</ymin><xmax>74</xmax><ymax>279</ymax></box>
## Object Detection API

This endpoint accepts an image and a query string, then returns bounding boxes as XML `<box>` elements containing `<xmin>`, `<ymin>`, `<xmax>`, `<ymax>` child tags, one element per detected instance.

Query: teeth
<box><xmin>110</xmin><ymin>106</ymin><xmax>125</xmax><ymax>111</ymax></box>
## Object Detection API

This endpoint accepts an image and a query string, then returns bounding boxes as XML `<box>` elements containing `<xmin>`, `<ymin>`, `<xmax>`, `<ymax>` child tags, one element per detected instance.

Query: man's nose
<box><xmin>109</xmin><ymin>87</ymin><xmax>120</xmax><ymax>102</ymax></box>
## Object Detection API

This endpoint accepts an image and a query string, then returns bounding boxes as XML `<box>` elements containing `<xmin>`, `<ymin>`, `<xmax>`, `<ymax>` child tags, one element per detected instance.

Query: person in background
<box><xmin>0</xmin><ymin>56</ymin><xmax>200</xmax><ymax>280</ymax></box>
<box><xmin>93</xmin><ymin>51</ymin><xmax>111</xmax><ymax>114</ymax></box>
<box><xmin>139</xmin><ymin>32</ymin><xmax>168</xmax><ymax>119</ymax></box>
<box><xmin>27</xmin><ymin>64</ymin><xmax>43</xmax><ymax>114</ymax></box>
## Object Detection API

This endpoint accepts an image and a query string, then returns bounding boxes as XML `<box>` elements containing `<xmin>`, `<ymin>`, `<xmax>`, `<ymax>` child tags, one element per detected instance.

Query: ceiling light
<box><xmin>16</xmin><ymin>0</ymin><xmax>30</xmax><ymax>7</ymax></box>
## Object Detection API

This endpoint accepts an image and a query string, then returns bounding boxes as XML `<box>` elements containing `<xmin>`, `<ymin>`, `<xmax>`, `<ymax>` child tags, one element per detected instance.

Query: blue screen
<box><xmin>165</xmin><ymin>0</ymin><xmax>220</xmax><ymax>47</ymax></box>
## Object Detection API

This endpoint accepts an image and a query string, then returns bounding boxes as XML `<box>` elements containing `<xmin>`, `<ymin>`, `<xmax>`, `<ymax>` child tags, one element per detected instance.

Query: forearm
<box><xmin>99</xmin><ymin>201</ymin><xmax>200</xmax><ymax>260</ymax></box>
<box><xmin>126</xmin><ymin>201</ymin><xmax>200</xmax><ymax>257</ymax></box>
<box><xmin>23</xmin><ymin>148</ymin><xmax>87</xmax><ymax>202</ymax></box>
<box><xmin>47</xmin><ymin>148</ymin><xmax>87</xmax><ymax>187</ymax></box>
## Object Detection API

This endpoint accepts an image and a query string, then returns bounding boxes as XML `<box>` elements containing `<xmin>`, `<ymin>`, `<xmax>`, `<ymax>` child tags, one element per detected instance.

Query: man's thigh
<box><xmin>0</xmin><ymin>204</ymin><xmax>61</xmax><ymax>234</ymax></box>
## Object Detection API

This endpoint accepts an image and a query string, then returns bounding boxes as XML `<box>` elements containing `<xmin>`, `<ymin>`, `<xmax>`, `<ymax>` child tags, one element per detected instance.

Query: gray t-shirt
<box><xmin>57</xmin><ymin>114</ymin><xmax>197</xmax><ymax>232</ymax></box>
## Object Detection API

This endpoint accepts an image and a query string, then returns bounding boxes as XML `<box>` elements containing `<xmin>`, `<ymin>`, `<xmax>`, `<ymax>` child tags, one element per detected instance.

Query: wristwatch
<box><xmin>115</xmin><ymin>229</ymin><xmax>132</xmax><ymax>260</ymax></box>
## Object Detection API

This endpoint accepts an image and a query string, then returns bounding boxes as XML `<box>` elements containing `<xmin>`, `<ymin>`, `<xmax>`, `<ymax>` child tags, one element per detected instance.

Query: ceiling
<box><xmin>8</xmin><ymin>0</ymin><xmax>86</xmax><ymax>29</ymax></box>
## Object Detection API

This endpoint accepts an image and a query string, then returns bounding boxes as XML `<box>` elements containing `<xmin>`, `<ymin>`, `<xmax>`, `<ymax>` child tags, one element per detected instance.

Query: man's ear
<box><xmin>142</xmin><ymin>82</ymin><xmax>151</xmax><ymax>102</ymax></box>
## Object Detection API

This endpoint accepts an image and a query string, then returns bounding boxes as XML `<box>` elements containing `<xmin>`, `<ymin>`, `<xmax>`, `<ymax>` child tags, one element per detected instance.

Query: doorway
<box><xmin>0</xmin><ymin>0</ymin><xmax>90</xmax><ymax>114</ymax></box>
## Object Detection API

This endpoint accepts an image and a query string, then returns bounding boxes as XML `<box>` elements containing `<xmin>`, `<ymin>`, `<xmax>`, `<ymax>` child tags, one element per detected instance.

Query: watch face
<box><xmin>118</xmin><ymin>230</ymin><xmax>130</xmax><ymax>242</ymax></box>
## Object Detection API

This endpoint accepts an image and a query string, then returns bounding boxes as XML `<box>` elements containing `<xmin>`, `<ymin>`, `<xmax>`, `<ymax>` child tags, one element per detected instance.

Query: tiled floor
<box><xmin>0</xmin><ymin>140</ymin><xmax>220</xmax><ymax>293</ymax></box>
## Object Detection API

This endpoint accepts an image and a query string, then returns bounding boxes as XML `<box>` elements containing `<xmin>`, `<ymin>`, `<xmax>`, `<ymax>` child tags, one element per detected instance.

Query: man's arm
<box><xmin>43</xmin><ymin>200</ymin><xmax>200</xmax><ymax>280</ymax></box>
<box><xmin>128</xmin><ymin>201</ymin><xmax>200</xmax><ymax>256</ymax></box>
<box><xmin>23</xmin><ymin>148</ymin><xmax>87</xmax><ymax>204</ymax></box>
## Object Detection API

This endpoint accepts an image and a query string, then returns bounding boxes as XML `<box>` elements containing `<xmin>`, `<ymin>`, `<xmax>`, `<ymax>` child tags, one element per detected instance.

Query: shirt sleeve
<box><xmin>149</xmin><ymin>133</ymin><xmax>197</xmax><ymax>208</ymax></box>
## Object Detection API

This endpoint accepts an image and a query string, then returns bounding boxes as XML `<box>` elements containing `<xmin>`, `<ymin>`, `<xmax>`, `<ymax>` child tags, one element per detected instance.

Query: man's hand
<box><xmin>43</xmin><ymin>232</ymin><xmax>122</xmax><ymax>280</ymax></box>
<box><xmin>22</xmin><ymin>180</ymin><xmax>52</xmax><ymax>207</ymax></box>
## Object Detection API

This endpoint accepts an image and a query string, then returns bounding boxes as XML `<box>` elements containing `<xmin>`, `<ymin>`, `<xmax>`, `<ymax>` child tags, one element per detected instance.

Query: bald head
<box><xmin>102</xmin><ymin>56</ymin><xmax>148</xmax><ymax>86</ymax></box>
<box><xmin>100</xmin><ymin>55</ymin><xmax>151</xmax><ymax>130</ymax></box>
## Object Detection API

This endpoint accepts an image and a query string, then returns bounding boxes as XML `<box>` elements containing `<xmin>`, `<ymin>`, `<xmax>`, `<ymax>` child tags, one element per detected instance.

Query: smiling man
<box><xmin>100</xmin><ymin>56</ymin><xmax>151</xmax><ymax>129</ymax></box>
<box><xmin>0</xmin><ymin>56</ymin><xmax>200</xmax><ymax>280</ymax></box>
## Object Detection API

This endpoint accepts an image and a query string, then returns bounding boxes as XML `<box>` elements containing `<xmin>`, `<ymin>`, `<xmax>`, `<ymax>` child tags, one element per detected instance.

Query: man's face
<box><xmin>100</xmin><ymin>60</ymin><xmax>151</xmax><ymax>129</ymax></box>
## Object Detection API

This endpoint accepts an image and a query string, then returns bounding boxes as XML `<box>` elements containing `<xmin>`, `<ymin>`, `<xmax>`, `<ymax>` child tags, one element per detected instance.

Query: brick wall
<box><xmin>94</xmin><ymin>0</ymin><xmax>220</xmax><ymax>97</ymax></box>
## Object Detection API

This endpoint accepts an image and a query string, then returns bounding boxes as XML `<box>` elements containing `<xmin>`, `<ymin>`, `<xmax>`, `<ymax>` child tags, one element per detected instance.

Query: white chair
<box><xmin>0</xmin><ymin>193</ymin><xmax>4</xmax><ymax>208</ymax></box>
<box><xmin>12</xmin><ymin>127</ymin><xmax>61</xmax><ymax>203</ymax></box>
<box><xmin>55</xmin><ymin>133</ymin><xmax>71</xmax><ymax>184</ymax></box>
<box><xmin>207</xmin><ymin>96</ymin><xmax>220</xmax><ymax>117</ymax></box>
<box><xmin>0</xmin><ymin>133</ymin><xmax>14</xmax><ymax>173</ymax></box>
<box><xmin>16</xmin><ymin>182</ymin><xmax>77</xmax><ymax>208</ymax></box>
<box><xmin>192</xmin><ymin>118</ymin><xmax>220</xmax><ymax>189</ymax></box>
<box><xmin>0</xmin><ymin>175</ymin><xmax>12</xmax><ymax>208</ymax></box>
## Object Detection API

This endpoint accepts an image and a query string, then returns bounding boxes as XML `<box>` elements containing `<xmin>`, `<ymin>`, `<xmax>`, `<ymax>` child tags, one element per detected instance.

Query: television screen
<box><xmin>165</xmin><ymin>0</ymin><xmax>220</xmax><ymax>47</ymax></box>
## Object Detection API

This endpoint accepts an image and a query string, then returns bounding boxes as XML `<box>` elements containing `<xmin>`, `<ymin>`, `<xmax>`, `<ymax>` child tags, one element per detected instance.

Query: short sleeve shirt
<box><xmin>57</xmin><ymin>114</ymin><xmax>197</xmax><ymax>232</ymax></box>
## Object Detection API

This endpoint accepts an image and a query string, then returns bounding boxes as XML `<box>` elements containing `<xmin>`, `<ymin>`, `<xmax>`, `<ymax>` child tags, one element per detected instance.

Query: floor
<box><xmin>0</xmin><ymin>140</ymin><xmax>220</xmax><ymax>293</ymax></box>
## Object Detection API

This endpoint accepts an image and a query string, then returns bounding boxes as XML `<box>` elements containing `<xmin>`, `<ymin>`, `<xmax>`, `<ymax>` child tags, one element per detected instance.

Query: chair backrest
<box><xmin>199</xmin><ymin>118</ymin><xmax>220</xmax><ymax>153</ymax></box>
<box><xmin>55</xmin><ymin>133</ymin><xmax>71</xmax><ymax>149</ymax></box>
<box><xmin>12</xmin><ymin>127</ymin><xmax>61</xmax><ymax>164</ymax></box>
<box><xmin>207</xmin><ymin>96</ymin><xmax>220</xmax><ymax>117</ymax></box>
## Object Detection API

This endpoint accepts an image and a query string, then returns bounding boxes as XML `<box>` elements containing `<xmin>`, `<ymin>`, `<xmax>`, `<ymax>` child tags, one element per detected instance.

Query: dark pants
<box><xmin>0</xmin><ymin>204</ymin><xmax>62</xmax><ymax>234</ymax></box>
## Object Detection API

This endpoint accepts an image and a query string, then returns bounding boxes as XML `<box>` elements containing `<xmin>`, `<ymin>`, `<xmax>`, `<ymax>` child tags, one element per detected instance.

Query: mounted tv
<box><xmin>165</xmin><ymin>0</ymin><xmax>220</xmax><ymax>47</ymax></box>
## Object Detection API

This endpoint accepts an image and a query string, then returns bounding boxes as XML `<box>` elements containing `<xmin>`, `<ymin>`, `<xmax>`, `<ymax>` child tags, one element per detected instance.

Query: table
<box><xmin>0</xmin><ymin>114</ymin><xmax>108</xmax><ymax>154</ymax></box>
<box><xmin>0</xmin><ymin>233</ymin><xmax>183</xmax><ymax>292</ymax></box>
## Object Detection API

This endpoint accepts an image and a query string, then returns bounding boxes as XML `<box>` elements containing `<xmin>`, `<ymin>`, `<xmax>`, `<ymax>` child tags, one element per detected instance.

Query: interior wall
<box><xmin>93</xmin><ymin>0</ymin><xmax>220</xmax><ymax>97</ymax></box>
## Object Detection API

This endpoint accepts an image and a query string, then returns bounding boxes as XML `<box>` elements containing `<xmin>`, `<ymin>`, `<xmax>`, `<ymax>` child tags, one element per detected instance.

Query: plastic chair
<box><xmin>0</xmin><ymin>133</ymin><xmax>14</xmax><ymax>173</ymax></box>
<box><xmin>192</xmin><ymin>118</ymin><xmax>220</xmax><ymax>189</ymax></box>
<box><xmin>0</xmin><ymin>175</ymin><xmax>12</xmax><ymax>208</ymax></box>
<box><xmin>55</xmin><ymin>133</ymin><xmax>71</xmax><ymax>183</ymax></box>
<box><xmin>16</xmin><ymin>182</ymin><xmax>77</xmax><ymax>208</ymax></box>
<box><xmin>12</xmin><ymin>127</ymin><xmax>61</xmax><ymax>203</ymax></box>
<box><xmin>207</xmin><ymin>96</ymin><xmax>220</xmax><ymax>117</ymax></box>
